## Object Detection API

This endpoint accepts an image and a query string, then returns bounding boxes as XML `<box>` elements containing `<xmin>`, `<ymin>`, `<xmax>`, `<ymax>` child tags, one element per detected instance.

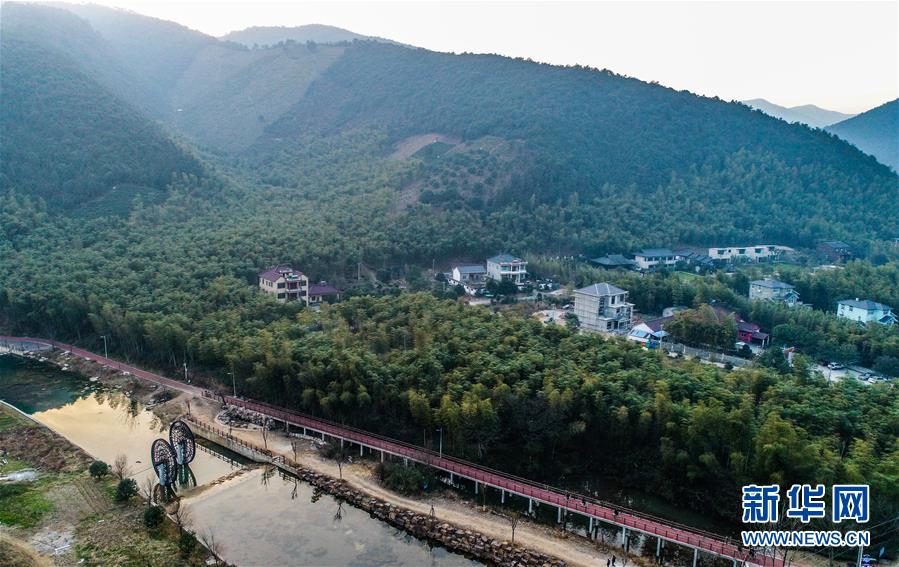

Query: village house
<box><xmin>574</xmin><ymin>283</ymin><xmax>634</xmax><ymax>334</ymax></box>
<box><xmin>817</xmin><ymin>240</ymin><xmax>853</xmax><ymax>263</ymax></box>
<box><xmin>749</xmin><ymin>279</ymin><xmax>801</xmax><ymax>306</ymax></box>
<box><xmin>258</xmin><ymin>266</ymin><xmax>339</xmax><ymax>306</ymax></box>
<box><xmin>486</xmin><ymin>253</ymin><xmax>528</xmax><ymax>286</ymax></box>
<box><xmin>589</xmin><ymin>254</ymin><xmax>636</xmax><ymax>270</ymax></box>
<box><xmin>708</xmin><ymin>244</ymin><xmax>787</xmax><ymax>263</ymax></box>
<box><xmin>632</xmin><ymin>248</ymin><xmax>678</xmax><ymax>271</ymax></box>
<box><xmin>449</xmin><ymin>264</ymin><xmax>487</xmax><ymax>294</ymax></box>
<box><xmin>737</xmin><ymin>321</ymin><xmax>770</xmax><ymax>347</ymax></box>
<box><xmin>627</xmin><ymin>316</ymin><xmax>672</xmax><ymax>346</ymax></box>
<box><xmin>836</xmin><ymin>299</ymin><xmax>896</xmax><ymax>325</ymax></box>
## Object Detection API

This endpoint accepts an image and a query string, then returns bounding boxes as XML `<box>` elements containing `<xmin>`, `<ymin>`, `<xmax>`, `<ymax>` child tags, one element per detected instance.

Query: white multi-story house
<box><xmin>749</xmin><ymin>279</ymin><xmax>801</xmax><ymax>306</ymax></box>
<box><xmin>486</xmin><ymin>254</ymin><xmax>527</xmax><ymax>285</ymax></box>
<box><xmin>836</xmin><ymin>299</ymin><xmax>896</xmax><ymax>325</ymax></box>
<box><xmin>709</xmin><ymin>245</ymin><xmax>788</xmax><ymax>263</ymax></box>
<box><xmin>632</xmin><ymin>249</ymin><xmax>678</xmax><ymax>271</ymax></box>
<box><xmin>259</xmin><ymin>266</ymin><xmax>339</xmax><ymax>305</ymax></box>
<box><xmin>574</xmin><ymin>283</ymin><xmax>634</xmax><ymax>334</ymax></box>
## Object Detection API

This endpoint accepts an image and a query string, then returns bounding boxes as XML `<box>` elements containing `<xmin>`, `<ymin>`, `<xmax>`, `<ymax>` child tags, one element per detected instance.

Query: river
<box><xmin>0</xmin><ymin>355</ymin><xmax>477</xmax><ymax>566</ymax></box>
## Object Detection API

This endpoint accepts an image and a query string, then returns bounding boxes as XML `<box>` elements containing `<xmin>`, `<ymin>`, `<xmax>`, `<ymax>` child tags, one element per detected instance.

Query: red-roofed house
<box><xmin>259</xmin><ymin>266</ymin><xmax>340</xmax><ymax>306</ymax></box>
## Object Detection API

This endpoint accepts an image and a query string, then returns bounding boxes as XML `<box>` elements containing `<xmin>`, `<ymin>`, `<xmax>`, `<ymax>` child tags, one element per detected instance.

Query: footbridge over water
<box><xmin>0</xmin><ymin>335</ymin><xmax>784</xmax><ymax>567</ymax></box>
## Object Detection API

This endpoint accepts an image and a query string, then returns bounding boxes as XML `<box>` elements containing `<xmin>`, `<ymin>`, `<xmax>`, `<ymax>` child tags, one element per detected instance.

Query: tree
<box><xmin>89</xmin><ymin>460</ymin><xmax>109</xmax><ymax>480</ymax></box>
<box><xmin>321</xmin><ymin>441</ymin><xmax>350</xmax><ymax>479</ymax></box>
<box><xmin>143</xmin><ymin>505</ymin><xmax>165</xmax><ymax>530</ymax></box>
<box><xmin>504</xmin><ymin>510</ymin><xmax>522</xmax><ymax>544</ymax></box>
<box><xmin>112</xmin><ymin>453</ymin><xmax>130</xmax><ymax>480</ymax></box>
<box><xmin>116</xmin><ymin>478</ymin><xmax>139</xmax><ymax>501</ymax></box>
<box><xmin>200</xmin><ymin>529</ymin><xmax>225</xmax><ymax>565</ymax></box>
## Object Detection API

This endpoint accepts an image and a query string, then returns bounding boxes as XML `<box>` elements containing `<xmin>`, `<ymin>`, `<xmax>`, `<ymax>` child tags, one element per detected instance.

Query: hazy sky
<box><xmin>69</xmin><ymin>1</ymin><xmax>896</xmax><ymax>113</ymax></box>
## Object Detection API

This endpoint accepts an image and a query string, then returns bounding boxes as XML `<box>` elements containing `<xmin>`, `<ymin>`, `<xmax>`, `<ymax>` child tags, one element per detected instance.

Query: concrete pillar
<box><xmin>557</xmin><ymin>506</ymin><xmax>562</xmax><ymax>523</ymax></box>
<box><xmin>359</xmin><ymin>444</ymin><xmax>363</xmax><ymax>457</ymax></box>
<box><xmin>588</xmin><ymin>517</ymin><xmax>593</xmax><ymax>538</ymax></box>
<box><xmin>340</xmin><ymin>438</ymin><xmax>344</xmax><ymax>448</ymax></box>
<box><xmin>302</xmin><ymin>427</ymin><xmax>306</xmax><ymax>436</ymax></box>
<box><xmin>693</xmin><ymin>548</ymin><xmax>698</xmax><ymax>567</ymax></box>
<box><xmin>449</xmin><ymin>472</ymin><xmax>454</xmax><ymax>484</ymax></box>
<box><xmin>528</xmin><ymin>498</ymin><xmax>533</xmax><ymax>515</ymax></box>
<box><xmin>380</xmin><ymin>450</ymin><xmax>384</xmax><ymax>462</ymax></box>
<box><xmin>474</xmin><ymin>481</ymin><xmax>479</xmax><ymax>495</ymax></box>
<box><xmin>656</xmin><ymin>537</ymin><xmax>662</xmax><ymax>557</ymax></box>
<box><xmin>403</xmin><ymin>457</ymin><xmax>408</xmax><ymax>466</ymax></box>
<box><xmin>622</xmin><ymin>526</ymin><xmax>628</xmax><ymax>546</ymax></box>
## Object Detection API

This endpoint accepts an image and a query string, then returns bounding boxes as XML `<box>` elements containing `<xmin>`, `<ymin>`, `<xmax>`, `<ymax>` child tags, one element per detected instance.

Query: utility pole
<box><xmin>229</xmin><ymin>371</ymin><xmax>237</xmax><ymax>398</ymax></box>
<box><xmin>183</xmin><ymin>362</ymin><xmax>188</xmax><ymax>382</ymax></box>
<box><xmin>100</xmin><ymin>335</ymin><xmax>108</xmax><ymax>359</ymax></box>
<box><xmin>437</xmin><ymin>427</ymin><xmax>443</xmax><ymax>458</ymax></box>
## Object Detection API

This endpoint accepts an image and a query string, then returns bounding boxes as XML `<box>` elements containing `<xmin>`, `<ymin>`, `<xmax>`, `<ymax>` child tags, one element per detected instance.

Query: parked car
<box><xmin>827</xmin><ymin>362</ymin><xmax>845</xmax><ymax>370</ymax></box>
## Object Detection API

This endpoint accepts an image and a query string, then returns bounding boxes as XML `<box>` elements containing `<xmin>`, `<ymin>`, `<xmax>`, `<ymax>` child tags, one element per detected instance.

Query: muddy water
<box><xmin>185</xmin><ymin>468</ymin><xmax>476</xmax><ymax>566</ymax></box>
<box><xmin>1</xmin><ymin>356</ymin><xmax>479</xmax><ymax>566</ymax></box>
<box><xmin>0</xmin><ymin>355</ymin><xmax>235</xmax><ymax>488</ymax></box>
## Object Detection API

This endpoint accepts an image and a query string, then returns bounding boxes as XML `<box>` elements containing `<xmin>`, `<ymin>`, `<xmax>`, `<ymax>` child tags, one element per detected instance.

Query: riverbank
<box><xmin>0</xmin><ymin>403</ymin><xmax>216</xmax><ymax>566</ymax></box>
<box><xmin>37</xmin><ymin>347</ymin><xmax>625</xmax><ymax>566</ymax></box>
<box><xmin>187</xmin><ymin>398</ymin><xmax>638</xmax><ymax>567</ymax></box>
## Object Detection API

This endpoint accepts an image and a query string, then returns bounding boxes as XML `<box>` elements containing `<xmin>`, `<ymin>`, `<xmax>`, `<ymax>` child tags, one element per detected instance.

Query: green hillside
<box><xmin>0</xmin><ymin>36</ymin><xmax>203</xmax><ymax>209</ymax></box>
<box><xmin>827</xmin><ymin>99</ymin><xmax>899</xmax><ymax>170</ymax></box>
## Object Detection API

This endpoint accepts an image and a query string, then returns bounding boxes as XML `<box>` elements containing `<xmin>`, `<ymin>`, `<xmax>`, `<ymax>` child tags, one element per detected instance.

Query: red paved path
<box><xmin>1</xmin><ymin>336</ymin><xmax>783</xmax><ymax>567</ymax></box>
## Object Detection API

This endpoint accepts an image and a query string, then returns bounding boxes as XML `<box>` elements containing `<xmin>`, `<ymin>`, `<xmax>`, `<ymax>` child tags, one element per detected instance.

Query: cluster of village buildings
<box><xmin>256</xmin><ymin>239</ymin><xmax>893</xmax><ymax>352</ymax></box>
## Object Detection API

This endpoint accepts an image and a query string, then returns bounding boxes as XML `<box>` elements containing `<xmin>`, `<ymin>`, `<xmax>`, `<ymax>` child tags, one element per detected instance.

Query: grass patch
<box><xmin>0</xmin><ymin>482</ymin><xmax>54</xmax><ymax>528</ymax></box>
<box><xmin>0</xmin><ymin>456</ymin><xmax>30</xmax><ymax>474</ymax></box>
<box><xmin>0</xmin><ymin>405</ymin><xmax>31</xmax><ymax>432</ymax></box>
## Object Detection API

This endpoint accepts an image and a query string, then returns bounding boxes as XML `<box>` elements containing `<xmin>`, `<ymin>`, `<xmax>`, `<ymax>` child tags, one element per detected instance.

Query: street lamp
<box><xmin>100</xmin><ymin>335</ymin><xmax>108</xmax><ymax>359</ymax></box>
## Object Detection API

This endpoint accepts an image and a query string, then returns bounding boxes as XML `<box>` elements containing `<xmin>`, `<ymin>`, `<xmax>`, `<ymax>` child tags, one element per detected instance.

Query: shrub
<box><xmin>375</xmin><ymin>462</ymin><xmax>426</xmax><ymax>495</ymax></box>
<box><xmin>143</xmin><ymin>505</ymin><xmax>165</xmax><ymax>529</ymax></box>
<box><xmin>115</xmin><ymin>478</ymin><xmax>139</xmax><ymax>501</ymax></box>
<box><xmin>88</xmin><ymin>460</ymin><xmax>109</xmax><ymax>479</ymax></box>
<box><xmin>178</xmin><ymin>530</ymin><xmax>198</xmax><ymax>558</ymax></box>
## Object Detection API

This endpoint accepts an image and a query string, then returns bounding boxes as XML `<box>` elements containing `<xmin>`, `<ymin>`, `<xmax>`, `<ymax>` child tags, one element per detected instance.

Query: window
<box><xmin>277</xmin><ymin>282</ymin><xmax>285</xmax><ymax>289</ymax></box>
<box><xmin>737</xmin><ymin>248</ymin><xmax>746</xmax><ymax>254</ymax></box>
<box><xmin>717</xmin><ymin>249</ymin><xmax>725</xmax><ymax>255</ymax></box>
<box><xmin>755</xmin><ymin>248</ymin><xmax>762</xmax><ymax>254</ymax></box>
<box><xmin>277</xmin><ymin>293</ymin><xmax>286</xmax><ymax>299</ymax></box>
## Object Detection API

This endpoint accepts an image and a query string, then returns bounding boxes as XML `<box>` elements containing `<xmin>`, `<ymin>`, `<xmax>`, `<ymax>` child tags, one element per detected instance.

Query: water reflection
<box><xmin>0</xmin><ymin>357</ymin><xmax>235</xmax><ymax>488</ymax></box>
<box><xmin>185</xmin><ymin>468</ymin><xmax>477</xmax><ymax>567</ymax></box>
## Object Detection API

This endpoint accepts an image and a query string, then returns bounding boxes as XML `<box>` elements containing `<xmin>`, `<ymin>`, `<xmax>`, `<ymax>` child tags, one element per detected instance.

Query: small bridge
<box><xmin>0</xmin><ymin>335</ymin><xmax>783</xmax><ymax>567</ymax></box>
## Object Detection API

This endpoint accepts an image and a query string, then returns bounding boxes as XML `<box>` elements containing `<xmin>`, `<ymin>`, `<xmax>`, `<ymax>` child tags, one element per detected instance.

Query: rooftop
<box><xmin>838</xmin><ymin>299</ymin><xmax>892</xmax><ymax>311</ymax></box>
<box><xmin>308</xmin><ymin>283</ymin><xmax>340</xmax><ymax>296</ymax></box>
<box><xmin>259</xmin><ymin>265</ymin><xmax>304</xmax><ymax>281</ymax></box>
<box><xmin>750</xmin><ymin>279</ymin><xmax>794</xmax><ymax>290</ymax></box>
<box><xmin>488</xmin><ymin>253</ymin><xmax>525</xmax><ymax>264</ymax></box>
<box><xmin>634</xmin><ymin>248</ymin><xmax>674</xmax><ymax>257</ymax></box>
<box><xmin>454</xmin><ymin>264</ymin><xmax>486</xmax><ymax>274</ymax></box>
<box><xmin>576</xmin><ymin>282</ymin><xmax>627</xmax><ymax>297</ymax></box>
<box><xmin>821</xmin><ymin>240</ymin><xmax>851</xmax><ymax>249</ymax></box>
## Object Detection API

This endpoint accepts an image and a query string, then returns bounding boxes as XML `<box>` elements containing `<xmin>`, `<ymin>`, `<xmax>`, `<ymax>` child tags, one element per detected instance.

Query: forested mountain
<box><xmin>1</xmin><ymin>2</ymin><xmax>898</xmax><ymax>529</ymax></box>
<box><xmin>222</xmin><ymin>24</ymin><xmax>398</xmax><ymax>47</ymax></box>
<box><xmin>742</xmin><ymin>98</ymin><xmax>855</xmax><ymax>128</ymax></box>
<box><xmin>0</xmin><ymin>33</ymin><xmax>202</xmax><ymax>209</ymax></box>
<box><xmin>826</xmin><ymin>99</ymin><xmax>899</xmax><ymax>170</ymax></box>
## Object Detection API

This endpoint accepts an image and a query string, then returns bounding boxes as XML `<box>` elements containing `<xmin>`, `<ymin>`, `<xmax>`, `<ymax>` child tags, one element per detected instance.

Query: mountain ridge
<box><xmin>826</xmin><ymin>99</ymin><xmax>899</xmax><ymax>171</ymax></box>
<box><xmin>742</xmin><ymin>98</ymin><xmax>856</xmax><ymax>128</ymax></box>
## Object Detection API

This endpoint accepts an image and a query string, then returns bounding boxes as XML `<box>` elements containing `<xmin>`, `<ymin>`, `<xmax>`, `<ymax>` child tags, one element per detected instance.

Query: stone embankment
<box><xmin>187</xmin><ymin>416</ymin><xmax>565</xmax><ymax>567</ymax></box>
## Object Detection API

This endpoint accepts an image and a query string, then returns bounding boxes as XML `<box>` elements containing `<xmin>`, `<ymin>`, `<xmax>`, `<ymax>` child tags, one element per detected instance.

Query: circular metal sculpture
<box><xmin>151</xmin><ymin>438</ymin><xmax>178</xmax><ymax>499</ymax></box>
<box><xmin>169</xmin><ymin>420</ymin><xmax>196</xmax><ymax>466</ymax></box>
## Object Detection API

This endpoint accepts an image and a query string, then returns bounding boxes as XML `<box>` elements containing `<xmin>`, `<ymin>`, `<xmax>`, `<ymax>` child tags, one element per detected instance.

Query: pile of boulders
<box><xmin>281</xmin><ymin>464</ymin><xmax>565</xmax><ymax>567</ymax></box>
<box><xmin>217</xmin><ymin>404</ymin><xmax>271</xmax><ymax>429</ymax></box>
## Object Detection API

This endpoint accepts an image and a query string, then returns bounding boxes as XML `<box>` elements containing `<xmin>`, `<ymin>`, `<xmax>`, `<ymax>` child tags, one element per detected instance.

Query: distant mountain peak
<box><xmin>743</xmin><ymin>98</ymin><xmax>856</xmax><ymax>128</ymax></box>
<box><xmin>826</xmin><ymin>99</ymin><xmax>898</xmax><ymax>171</ymax></box>
<box><xmin>221</xmin><ymin>24</ymin><xmax>403</xmax><ymax>48</ymax></box>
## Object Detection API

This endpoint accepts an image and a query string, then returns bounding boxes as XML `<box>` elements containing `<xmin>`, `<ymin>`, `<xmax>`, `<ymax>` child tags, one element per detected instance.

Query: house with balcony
<box><xmin>450</xmin><ymin>264</ymin><xmax>487</xmax><ymax>294</ymax></box>
<box><xmin>749</xmin><ymin>279</ymin><xmax>801</xmax><ymax>306</ymax></box>
<box><xmin>259</xmin><ymin>266</ymin><xmax>339</xmax><ymax>306</ymax></box>
<box><xmin>259</xmin><ymin>266</ymin><xmax>309</xmax><ymax>303</ymax></box>
<box><xmin>486</xmin><ymin>253</ymin><xmax>528</xmax><ymax>286</ymax></box>
<box><xmin>632</xmin><ymin>248</ymin><xmax>677</xmax><ymax>271</ymax></box>
<box><xmin>836</xmin><ymin>299</ymin><xmax>896</xmax><ymax>325</ymax></box>
<box><xmin>574</xmin><ymin>283</ymin><xmax>634</xmax><ymax>334</ymax></box>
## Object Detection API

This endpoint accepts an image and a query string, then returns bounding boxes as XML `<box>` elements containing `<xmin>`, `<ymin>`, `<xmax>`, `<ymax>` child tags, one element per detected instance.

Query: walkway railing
<box><xmin>1</xmin><ymin>335</ymin><xmax>782</xmax><ymax>567</ymax></box>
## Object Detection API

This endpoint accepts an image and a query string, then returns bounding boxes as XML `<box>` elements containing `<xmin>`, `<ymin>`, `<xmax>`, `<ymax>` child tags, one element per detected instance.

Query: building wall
<box><xmin>574</xmin><ymin>291</ymin><xmax>633</xmax><ymax>333</ymax></box>
<box><xmin>709</xmin><ymin>245</ymin><xmax>777</xmax><ymax>262</ymax></box>
<box><xmin>486</xmin><ymin>260</ymin><xmax>527</xmax><ymax>283</ymax></box>
<box><xmin>837</xmin><ymin>304</ymin><xmax>889</xmax><ymax>323</ymax></box>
